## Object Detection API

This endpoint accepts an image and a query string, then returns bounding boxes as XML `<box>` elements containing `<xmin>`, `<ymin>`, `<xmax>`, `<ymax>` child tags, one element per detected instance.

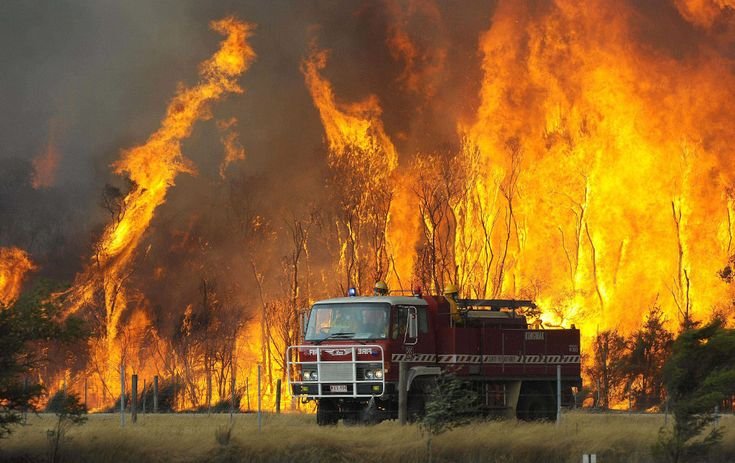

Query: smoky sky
<box><xmin>0</xmin><ymin>0</ymin><xmax>492</xmax><ymax>282</ymax></box>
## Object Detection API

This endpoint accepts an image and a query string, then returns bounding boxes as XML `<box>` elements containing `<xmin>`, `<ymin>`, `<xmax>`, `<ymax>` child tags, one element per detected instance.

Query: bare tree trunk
<box><xmin>670</xmin><ymin>200</ymin><xmax>692</xmax><ymax>329</ymax></box>
<box><xmin>585</xmin><ymin>223</ymin><xmax>605</xmax><ymax>313</ymax></box>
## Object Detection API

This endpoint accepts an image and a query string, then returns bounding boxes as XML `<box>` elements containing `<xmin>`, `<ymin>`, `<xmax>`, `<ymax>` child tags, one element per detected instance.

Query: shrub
<box><xmin>214</xmin><ymin>424</ymin><xmax>233</xmax><ymax>446</ymax></box>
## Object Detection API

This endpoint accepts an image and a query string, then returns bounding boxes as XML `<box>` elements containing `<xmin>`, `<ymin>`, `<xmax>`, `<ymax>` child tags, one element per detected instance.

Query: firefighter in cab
<box><xmin>374</xmin><ymin>280</ymin><xmax>389</xmax><ymax>296</ymax></box>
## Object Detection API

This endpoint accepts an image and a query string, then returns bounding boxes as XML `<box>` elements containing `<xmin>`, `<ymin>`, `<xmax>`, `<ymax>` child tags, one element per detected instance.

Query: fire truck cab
<box><xmin>287</xmin><ymin>292</ymin><xmax>581</xmax><ymax>425</ymax></box>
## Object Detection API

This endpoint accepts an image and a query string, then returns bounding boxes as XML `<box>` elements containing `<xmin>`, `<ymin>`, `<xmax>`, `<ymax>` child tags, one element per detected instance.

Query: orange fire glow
<box><xmin>14</xmin><ymin>1</ymin><xmax>735</xmax><ymax>412</ymax></box>
<box><xmin>463</xmin><ymin>0</ymin><xmax>735</xmax><ymax>339</ymax></box>
<box><xmin>304</xmin><ymin>0</ymin><xmax>735</xmax><ymax>344</ymax></box>
<box><xmin>63</xmin><ymin>17</ymin><xmax>256</xmax><ymax>403</ymax></box>
<box><xmin>302</xmin><ymin>42</ymin><xmax>413</xmax><ymax>287</ymax></box>
<box><xmin>31</xmin><ymin>126</ymin><xmax>60</xmax><ymax>190</ymax></box>
<box><xmin>0</xmin><ymin>247</ymin><xmax>35</xmax><ymax>307</ymax></box>
<box><xmin>302</xmin><ymin>46</ymin><xmax>397</xmax><ymax>164</ymax></box>
<box><xmin>217</xmin><ymin>117</ymin><xmax>247</xmax><ymax>179</ymax></box>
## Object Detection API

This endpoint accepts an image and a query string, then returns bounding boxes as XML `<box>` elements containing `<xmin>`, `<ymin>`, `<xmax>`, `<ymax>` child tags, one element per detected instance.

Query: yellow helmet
<box><xmin>374</xmin><ymin>280</ymin><xmax>388</xmax><ymax>295</ymax></box>
<box><xmin>444</xmin><ymin>283</ymin><xmax>459</xmax><ymax>295</ymax></box>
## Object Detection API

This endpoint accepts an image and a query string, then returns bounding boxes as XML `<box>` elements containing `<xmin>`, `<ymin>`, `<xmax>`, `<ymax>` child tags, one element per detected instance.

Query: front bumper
<box><xmin>287</xmin><ymin>344</ymin><xmax>386</xmax><ymax>398</ymax></box>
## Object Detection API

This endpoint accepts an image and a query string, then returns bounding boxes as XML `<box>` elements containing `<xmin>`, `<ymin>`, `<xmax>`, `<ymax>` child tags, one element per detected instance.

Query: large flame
<box><xmin>0</xmin><ymin>247</ymin><xmax>35</xmax><ymax>307</ymax></box>
<box><xmin>463</xmin><ymin>0</ymin><xmax>735</xmax><ymax>337</ymax></box>
<box><xmin>63</xmin><ymin>17</ymin><xmax>255</xmax><ymax>402</ymax></box>
<box><xmin>303</xmin><ymin>44</ymin><xmax>418</xmax><ymax>291</ymax></box>
<box><xmin>302</xmin><ymin>46</ymin><xmax>397</xmax><ymax>164</ymax></box>
<box><xmin>303</xmin><ymin>0</ymin><xmax>735</xmax><ymax>341</ymax></box>
<box><xmin>67</xmin><ymin>17</ymin><xmax>255</xmax><ymax>324</ymax></box>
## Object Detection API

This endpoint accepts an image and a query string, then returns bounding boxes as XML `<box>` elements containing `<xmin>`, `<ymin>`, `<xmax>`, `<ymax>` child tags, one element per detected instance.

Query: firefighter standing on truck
<box><xmin>445</xmin><ymin>283</ymin><xmax>462</xmax><ymax>322</ymax></box>
<box><xmin>374</xmin><ymin>280</ymin><xmax>389</xmax><ymax>296</ymax></box>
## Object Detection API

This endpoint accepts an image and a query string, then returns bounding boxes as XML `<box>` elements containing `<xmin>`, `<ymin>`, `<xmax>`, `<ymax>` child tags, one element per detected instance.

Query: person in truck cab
<box><xmin>332</xmin><ymin>311</ymin><xmax>358</xmax><ymax>333</ymax></box>
<box><xmin>359</xmin><ymin>309</ymin><xmax>388</xmax><ymax>338</ymax></box>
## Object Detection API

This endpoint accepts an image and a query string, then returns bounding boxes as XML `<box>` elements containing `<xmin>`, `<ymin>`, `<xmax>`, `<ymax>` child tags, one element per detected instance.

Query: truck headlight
<box><xmin>362</xmin><ymin>367</ymin><xmax>383</xmax><ymax>380</ymax></box>
<box><xmin>303</xmin><ymin>370</ymin><xmax>318</xmax><ymax>381</ymax></box>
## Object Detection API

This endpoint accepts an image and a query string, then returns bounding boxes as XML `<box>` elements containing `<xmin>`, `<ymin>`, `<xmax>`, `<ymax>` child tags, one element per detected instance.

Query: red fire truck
<box><xmin>287</xmin><ymin>291</ymin><xmax>581</xmax><ymax>425</ymax></box>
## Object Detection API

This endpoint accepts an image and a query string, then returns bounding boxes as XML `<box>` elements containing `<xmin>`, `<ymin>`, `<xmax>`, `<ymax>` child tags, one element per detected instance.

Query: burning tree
<box><xmin>411</xmin><ymin>140</ymin><xmax>478</xmax><ymax>294</ymax></box>
<box><xmin>302</xmin><ymin>44</ymin><xmax>398</xmax><ymax>294</ymax></box>
<box><xmin>621</xmin><ymin>305</ymin><xmax>674</xmax><ymax>410</ymax></box>
<box><xmin>586</xmin><ymin>305</ymin><xmax>674</xmax><ymax>410</ymax></box>
<box><xmin>0</xmin><ymin>281</ymin><xmax>86</xmax><ymax>438</ymax></box>
<box><xmin>0</xmin><ymin>247</ymin><xmax>36</xmax><ymax>308</ymax></box>
<box><xmin>586</xmin><ymin>329</ymin><xmax>628</xmax><ymax>409</ymax></box>
<box><xmin>327</xmin><ymin>143</ymin><xmax>394</xmax><ymax>293</ymax></box>
<box><xmin>56</xmin><ymin>17</ymin><xmax>256</xmax><ymax>408</ymax></box>
<box><xmin>262</xmin><ymin>214</ymin><xmax>314</xmax><ymax>390</ymax></box>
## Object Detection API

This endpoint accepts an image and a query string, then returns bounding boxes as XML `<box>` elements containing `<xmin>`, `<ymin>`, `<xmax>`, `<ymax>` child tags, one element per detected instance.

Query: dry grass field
<box><xmin>1</xmin><ymin>411</ymin><xmax>734</xmax><ymax>462</ymax></box>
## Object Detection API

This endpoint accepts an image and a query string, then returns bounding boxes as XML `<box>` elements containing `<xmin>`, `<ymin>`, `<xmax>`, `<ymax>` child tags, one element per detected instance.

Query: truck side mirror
<box><xmin>299</xmin><ymin>308</ymin><xmax>310</xmax><ymax>340</ymax></box>
<box><xmin>404</xmin><ymin>306</ymin><xmax>418</xmax><ymax>345</ymax></box>
<box><xmin>408</xmin><ymin>313</ymin><xmax>418</xmax><ymax>338</ymax></box>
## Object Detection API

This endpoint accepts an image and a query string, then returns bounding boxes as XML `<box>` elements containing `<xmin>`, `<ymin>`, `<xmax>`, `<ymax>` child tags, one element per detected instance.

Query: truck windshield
<box><xmin>305</xmin><ymin>302</ymin><xmax>390</xmax><ymax>341</ymax></box>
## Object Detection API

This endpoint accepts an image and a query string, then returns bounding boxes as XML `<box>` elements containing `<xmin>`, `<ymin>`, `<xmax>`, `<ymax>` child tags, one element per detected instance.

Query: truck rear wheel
<box><xmin>316</xmin><ymin>399</ymin><xmax>339</xmax><ymax>426</ymax></box>
<box><xmin>407</xmin><ymin>380</ymin><xmax>430</xmax><ymax>422</ymax></box>
<box><xmin>516</xmin><ymin>382</ymin><xmax>556</xmax><ymax>421</ymax></box>
<box><xmin>407</xmin><ymin>394</ymin><xmax>425</xmax><ymax>422</ymax></box>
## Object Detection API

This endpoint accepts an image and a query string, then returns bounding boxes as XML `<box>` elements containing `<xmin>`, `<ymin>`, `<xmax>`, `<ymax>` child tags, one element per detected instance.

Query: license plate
<box><xmin>329</xmin><ymin>385</ymin><xmax>348</xmax><ymax>393</ymax></box>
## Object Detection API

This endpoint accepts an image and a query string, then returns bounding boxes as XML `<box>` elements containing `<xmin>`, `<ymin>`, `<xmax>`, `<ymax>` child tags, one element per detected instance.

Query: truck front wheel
<box><xmin>316</xmin><ymin>399</ymin><xmax>339</xmax><ymax>426</ymax></box>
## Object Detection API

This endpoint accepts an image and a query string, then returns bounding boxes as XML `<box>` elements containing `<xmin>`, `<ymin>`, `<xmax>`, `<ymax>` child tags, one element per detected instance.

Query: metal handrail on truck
<box><xmin>287</xmin><ymin>344</ymin><xmax>386</xmax><ymax>398</ymax></box>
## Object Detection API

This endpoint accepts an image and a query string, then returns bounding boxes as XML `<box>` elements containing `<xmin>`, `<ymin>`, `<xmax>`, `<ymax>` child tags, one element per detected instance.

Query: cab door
<box><xmin>392</xmin><ymin>305</ymin><xmax>436</xmax><ymax>364</ymax></box>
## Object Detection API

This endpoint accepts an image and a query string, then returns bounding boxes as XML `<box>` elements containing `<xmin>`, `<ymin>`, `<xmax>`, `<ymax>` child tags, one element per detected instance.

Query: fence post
<box><xmin>230</xmin><ymin>373</ymin><xmax>235</xmax><ymax>420</ymax></box>
<box><xmin>23</xmin><ymin>377</ymin><xmax>28</xmax><ymax>424</ymax></box>
<box><xmin>275</xmin><ymin>379</ymin><xmax>282</xmax><ymax>414</ymax></box>
<box><xmin>131</xmin><ymin>374</ymin><xmax>138</xmax><ymax>424</ymax></box>
<box><xmin>257</xmin><ymin>364</ymin><xmax>262</xmax><ymax>432</ymax></box>
<box><xmin>120</xmin><ymin>362</ymin><xmax>125</xmax><ymax>428</ymax></box>
<box><xmin>398</xmin><ymin>361</ymin><xmax>408</xmax><ymax>425</ymax></box>
<box><xmin>556</xmin><ymin>364</ymin><xmax>561</xmax><ymax>426</ymax></box>
<box><xmin>153</xmin><ymin>375</ymin><xmax>159</xmax><ymax>413</ymax></box>
<box><xmin>207</xmin><ymin>373</ymin><xmax>212</xmax><ymax>416</ymax></box>
<box><xmin>246</xmin><ymin>377</ymin><xmax>250</xmax><ymax>412</ymax></box>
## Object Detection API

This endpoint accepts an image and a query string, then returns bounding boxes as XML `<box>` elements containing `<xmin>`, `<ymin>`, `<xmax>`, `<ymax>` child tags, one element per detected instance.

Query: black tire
<box><xmin>407</xmin><ymin>391</ymin><xmax>426</xmax><ymax>422</ymax></box>
<box><xmin>516</xmin><ymin>383</ymin><xmax>556</xmax><ymax>421</ymax></box>
<box><xmin>407</xmin><ymin>377</ymin><xmax>437</xmax><ymax>422</ymax></box>
<box><xmin>316</xmin><ymin>399</ymin><xmax>339</xmax><ymax>426</ymax></box>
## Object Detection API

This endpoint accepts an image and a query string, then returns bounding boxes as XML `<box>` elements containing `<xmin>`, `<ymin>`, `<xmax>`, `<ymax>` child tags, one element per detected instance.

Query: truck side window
<box><xmin>418</xmin><ymin>307</ymin><xmax>428</xmax><ymax>333</ymax></box>
<box><xmin>392</xmin><ymin>306</ymin><xmax>428</xmax><ymax>338</ymax></box>
<box><xmin>392</xmin><ymin>307</ymin><xmax>407</xmax><ymax>339</ymax></box>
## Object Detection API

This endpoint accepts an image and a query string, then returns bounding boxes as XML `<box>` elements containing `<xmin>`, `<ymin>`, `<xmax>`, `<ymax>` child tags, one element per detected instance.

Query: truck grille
<box><xmin>288</xmin><ymin>344</ymin><xmax>385</xmax><ymax>398</ymax></box>
<box><xmin>320</xmin><ymin>363</ymin><xmax>354</xmax><ymax>382</ymax></box>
